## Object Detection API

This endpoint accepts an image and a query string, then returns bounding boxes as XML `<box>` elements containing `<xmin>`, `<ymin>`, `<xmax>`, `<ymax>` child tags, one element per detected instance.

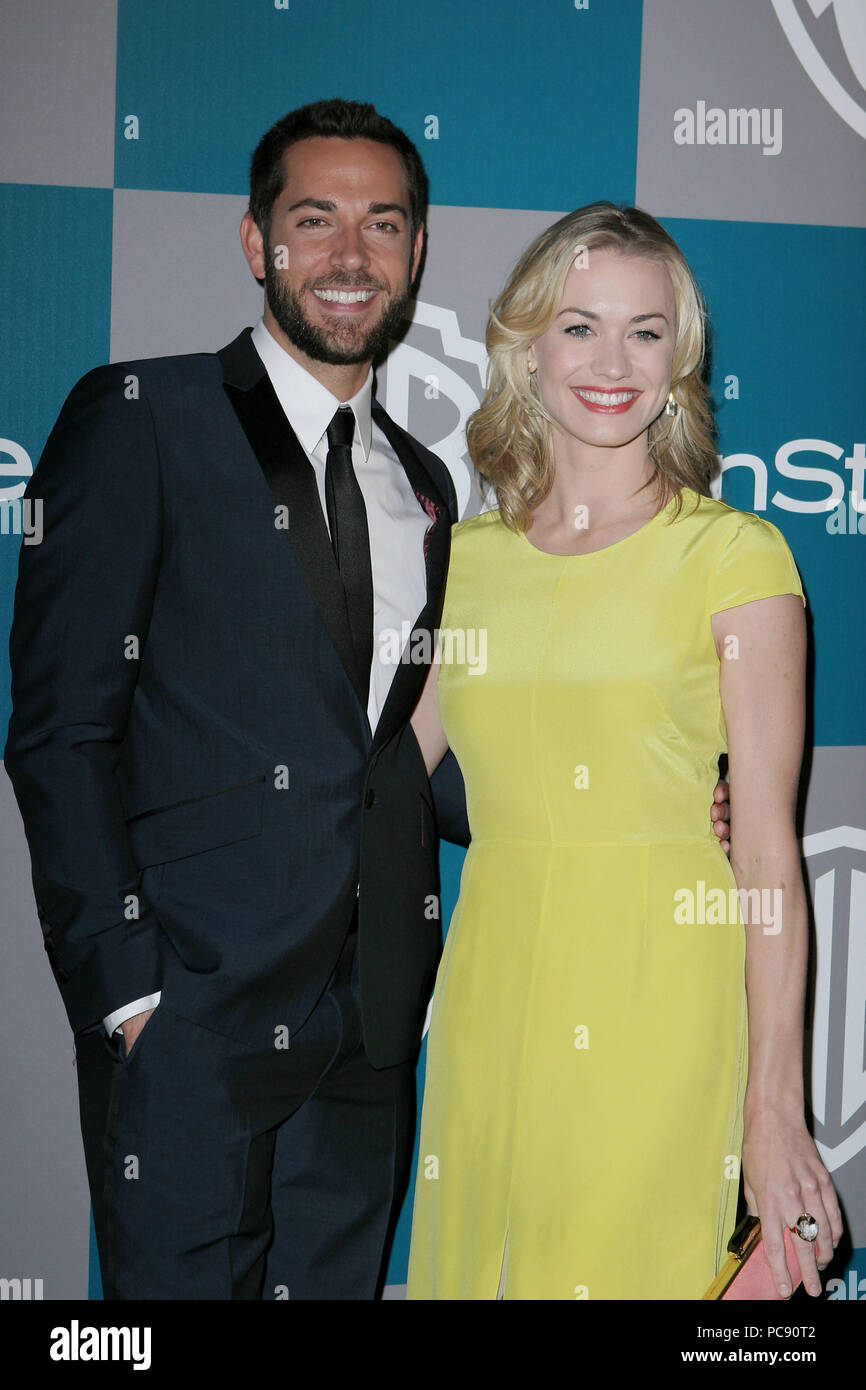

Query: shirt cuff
<box><xmin>103</xmin><ymin>992</ymin><xmax>162</xmax><ymax>1036</ymax></box>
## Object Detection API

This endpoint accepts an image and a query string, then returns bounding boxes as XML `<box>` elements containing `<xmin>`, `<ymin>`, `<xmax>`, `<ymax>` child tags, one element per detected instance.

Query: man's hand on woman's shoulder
<box><xmin>712</xmin><ymin>778</ymin><xmax>731</xmax><ymax>856</ymax></box>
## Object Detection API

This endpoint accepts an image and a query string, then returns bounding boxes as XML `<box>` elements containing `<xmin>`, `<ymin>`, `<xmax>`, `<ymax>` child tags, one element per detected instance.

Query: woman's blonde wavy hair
<box><xmin>466</xmin><ymin>202</ymin><xmax>718</xmax><ymax>532</ymax></box>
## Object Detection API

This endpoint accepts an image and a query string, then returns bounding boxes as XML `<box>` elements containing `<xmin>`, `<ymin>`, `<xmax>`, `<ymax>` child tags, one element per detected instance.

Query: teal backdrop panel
<box><xmin>0</xmin><ymin>184</ymin><xmax>113</xmax><ymax>738</ymax></box>
<box><xmin>114</xmin><ymin>0</ymin><xmax>643</xmax><ymax>212</ymax></box>
<box><xmin>666</xmin><ymin>218</ymin><xmax>866</xmax><ymax>746</ymax></box>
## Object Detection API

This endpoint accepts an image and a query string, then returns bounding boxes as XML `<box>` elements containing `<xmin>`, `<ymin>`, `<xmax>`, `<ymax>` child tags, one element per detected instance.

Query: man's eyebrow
<box><xmin>285</xmin><ymin>198</ymin><xmax>409</xmax><ymax>219</ymax></box>
<box><xmin>555</xmin><ymin>307</ymin><xmax>670</xmax><ymax>323</ymax></box>
<box><xmin>367</xmin><ymin>202</ymin><xmax>409</xmax><ymax>219</ymax></box>
<box><xmin>286</xmin><ymin>198</ymin><xmax>336</xmax><ymax>213</ymax></box>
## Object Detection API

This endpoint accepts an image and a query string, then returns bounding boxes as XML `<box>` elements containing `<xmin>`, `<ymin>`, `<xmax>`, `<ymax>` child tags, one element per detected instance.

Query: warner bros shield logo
<box><xmin>804</xmin><ymin>826</ymin><xmax>866</xmax><ymax>1172</ymax></box>
<box><xmin>384</xmin><ymin>300</ymin><xmax>492</xmax><ymax>519</ymax></box>
<box><xmin>772</xmin><ymin>0</ymin><xmax>866</xmax><ymax>139</ymax></box>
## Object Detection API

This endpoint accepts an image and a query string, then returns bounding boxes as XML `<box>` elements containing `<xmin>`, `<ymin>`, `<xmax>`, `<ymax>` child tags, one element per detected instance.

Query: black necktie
<box><xmin>325</xmin><ymin>407</ymin><xmax>373</xmax><ymax>704</ymax></box>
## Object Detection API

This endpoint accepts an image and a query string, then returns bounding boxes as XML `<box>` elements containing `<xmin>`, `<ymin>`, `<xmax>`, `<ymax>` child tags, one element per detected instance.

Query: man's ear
<box><xmin>240</xmin><ymin>210</ymin><xmax>266</xmax><ymax>283</ymax></box>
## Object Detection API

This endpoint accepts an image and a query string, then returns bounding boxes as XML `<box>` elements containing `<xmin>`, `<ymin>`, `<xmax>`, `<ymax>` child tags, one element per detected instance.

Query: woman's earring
<box><xmin>664</xmin><ymin>390</ymin><xmax>679</xmax><ymax>417</ymax></box>
<box><xmin>527</xmin><ymin>359</ymin><xmax>536</xmax><ymax>375</ymax></box>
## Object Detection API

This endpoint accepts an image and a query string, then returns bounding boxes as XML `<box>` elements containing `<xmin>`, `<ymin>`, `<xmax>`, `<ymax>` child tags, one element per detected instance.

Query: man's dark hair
<box><xmin>249</xmin><ymin>98</ymin><xmax>429</xmax><ymax>246</ymax></box>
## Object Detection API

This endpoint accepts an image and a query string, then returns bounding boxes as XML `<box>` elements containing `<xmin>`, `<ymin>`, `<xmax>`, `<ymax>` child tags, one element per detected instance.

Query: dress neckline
<box><xmin>517</xmin><ymin>487</ymin><xmax>688</xmax><ymax>560</ymax></box>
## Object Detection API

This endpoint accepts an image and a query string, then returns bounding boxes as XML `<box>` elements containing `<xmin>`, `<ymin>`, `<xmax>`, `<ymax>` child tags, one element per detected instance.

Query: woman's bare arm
<box><xmin>714</xmin><ymin>592</ymin><xmax>842</xmax><ymax>1298</ymax></box>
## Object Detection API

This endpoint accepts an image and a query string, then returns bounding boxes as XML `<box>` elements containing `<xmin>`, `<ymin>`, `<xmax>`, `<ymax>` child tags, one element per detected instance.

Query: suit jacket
<box><xmin>4</xmin><ymin>327</ymin><xmax>469</xmax><ymax>1069</ymax></box>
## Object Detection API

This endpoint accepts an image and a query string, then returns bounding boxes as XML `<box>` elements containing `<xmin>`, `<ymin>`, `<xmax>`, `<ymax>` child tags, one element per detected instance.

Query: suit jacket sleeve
<box><xmin>4</xmin><ymin>365</ymin><xmax>166</xmax><ymax>1032</ymax></box>
<box><xmin>430</xmin><ymin>748</ymin><xmax>470</xmax><ymax>848</ymax></box>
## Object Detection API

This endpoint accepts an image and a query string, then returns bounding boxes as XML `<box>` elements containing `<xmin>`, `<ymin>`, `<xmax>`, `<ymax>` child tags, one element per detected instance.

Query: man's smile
<box><xmin>313</xmin><ymin>287</ymin><xmax>378</xmax><ymax>304</ymax></box>
<box><xmin>310</xmin><ymin>285</ymin><xmax>381</xmax><ymax>315</ymax></box>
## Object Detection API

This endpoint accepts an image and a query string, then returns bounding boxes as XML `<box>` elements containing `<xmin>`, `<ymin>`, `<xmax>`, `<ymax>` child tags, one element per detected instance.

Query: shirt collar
<box><xmin>251</xmin><ymin>317</ymin><xmax>373</xmax><ymax>461</ymax></box>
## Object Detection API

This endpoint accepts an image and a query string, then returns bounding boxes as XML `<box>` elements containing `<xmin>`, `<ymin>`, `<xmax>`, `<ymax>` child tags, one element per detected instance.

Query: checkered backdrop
<box><xmin>0</xmin><ymin>0</ymin><xmax>864</xmax><ymax>1300</ymax></box>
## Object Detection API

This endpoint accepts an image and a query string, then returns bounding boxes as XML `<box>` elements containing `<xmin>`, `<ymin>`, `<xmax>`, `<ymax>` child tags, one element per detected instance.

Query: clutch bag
<box><xmin>702</xmin><ymin>1213</ymin><xmax>804</xmax><ymax>1300</ymax></box>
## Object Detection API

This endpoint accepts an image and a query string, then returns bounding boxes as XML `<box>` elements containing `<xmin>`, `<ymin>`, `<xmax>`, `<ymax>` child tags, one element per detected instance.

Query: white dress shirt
<box><xmin>104</xmin><ymin>318</ymin><xmax>431</xmax><ymax>1037</ymax></box>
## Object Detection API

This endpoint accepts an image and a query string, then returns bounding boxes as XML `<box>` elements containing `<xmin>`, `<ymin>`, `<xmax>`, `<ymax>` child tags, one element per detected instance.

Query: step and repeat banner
<box><xmin>1</xmin><ymin>0</ymin><xmax>864</xmax><ymax>1301</ymax></box>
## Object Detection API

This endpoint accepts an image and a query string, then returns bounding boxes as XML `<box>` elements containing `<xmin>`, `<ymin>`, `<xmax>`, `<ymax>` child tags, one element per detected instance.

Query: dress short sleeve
<box><xmin>707</xmin><ymin>511</ymin><xmax>805</xmax><ymax>616</ymax></box>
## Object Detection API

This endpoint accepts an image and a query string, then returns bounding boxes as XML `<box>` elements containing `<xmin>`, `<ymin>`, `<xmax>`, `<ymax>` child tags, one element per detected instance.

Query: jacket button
<box><xmin>365</xmin><ymin>787</ymin><xmax>376</xmax><ymax>808</ymax></box>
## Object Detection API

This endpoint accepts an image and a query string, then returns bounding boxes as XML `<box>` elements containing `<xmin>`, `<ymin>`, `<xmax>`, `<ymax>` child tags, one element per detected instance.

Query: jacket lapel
<box><xmin>218</xmin><ymin>329</ymin><xmax>367</xmax><ymax>707</ymax></box>
<box><xmin>371</xmin><ymin>402</ymin><xmax>452</xmax><ymax>752</ymax></box>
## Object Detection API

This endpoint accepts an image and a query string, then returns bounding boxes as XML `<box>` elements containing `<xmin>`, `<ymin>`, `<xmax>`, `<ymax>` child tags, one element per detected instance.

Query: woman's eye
<box><xmin>564</xmin><ymin>324</ymin><xmax>661</xmax><ymax>340</ymax></box>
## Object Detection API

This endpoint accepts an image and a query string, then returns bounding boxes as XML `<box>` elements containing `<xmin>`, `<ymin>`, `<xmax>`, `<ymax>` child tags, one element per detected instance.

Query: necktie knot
<box><xmin>327</xmin><ymin>406</ymin><xmax>355</xmax><ymax>453</ymax></box>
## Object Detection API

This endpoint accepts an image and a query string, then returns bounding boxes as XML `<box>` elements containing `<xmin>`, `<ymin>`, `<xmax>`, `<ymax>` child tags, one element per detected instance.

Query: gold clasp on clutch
<box><xmin>726</xmin><ymin>1213</ymin><xmax>763</xmax><ymax>1262</ymax></box>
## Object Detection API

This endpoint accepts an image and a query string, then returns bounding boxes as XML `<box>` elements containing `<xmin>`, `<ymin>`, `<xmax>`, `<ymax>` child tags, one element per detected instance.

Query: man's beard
<box><xmin>264</xmin><ymin>257</ymin><xmax>411</xmax><ymax>366</ymax></box>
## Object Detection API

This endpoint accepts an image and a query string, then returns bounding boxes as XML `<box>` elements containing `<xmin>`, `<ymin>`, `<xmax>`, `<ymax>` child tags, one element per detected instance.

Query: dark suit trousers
<box><xmin>74</xmin><ymin>931</ymin><xmax>416</xmax><ymax>1299</ymax></box>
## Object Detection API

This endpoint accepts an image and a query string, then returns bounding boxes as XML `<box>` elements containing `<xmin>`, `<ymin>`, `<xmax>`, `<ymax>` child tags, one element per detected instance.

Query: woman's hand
<box><xmin>741</xmin><ymin>1110</ymin><xmax>843</xmax><ymax>1298</ymax></box>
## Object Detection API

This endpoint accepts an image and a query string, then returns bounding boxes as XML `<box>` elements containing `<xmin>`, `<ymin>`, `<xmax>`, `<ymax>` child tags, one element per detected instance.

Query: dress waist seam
<box><xmin>468</xmin><ymin>835</ymin><xmax>720</xmax><ymax>848</ymax></box>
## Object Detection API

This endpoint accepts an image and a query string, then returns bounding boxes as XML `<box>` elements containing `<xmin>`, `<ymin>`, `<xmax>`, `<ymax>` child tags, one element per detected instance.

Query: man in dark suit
<box><xmin>5</xmin><ymin>98</ymin><xmax>468</xmax><ymax>1300</ymax></box>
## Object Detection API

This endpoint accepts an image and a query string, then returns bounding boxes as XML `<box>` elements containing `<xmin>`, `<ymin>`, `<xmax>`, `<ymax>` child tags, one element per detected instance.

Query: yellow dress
<box><xmin>406</xmin><ymin>488</ymin><xmax>805</xmax><ymax>1300</ymax></box>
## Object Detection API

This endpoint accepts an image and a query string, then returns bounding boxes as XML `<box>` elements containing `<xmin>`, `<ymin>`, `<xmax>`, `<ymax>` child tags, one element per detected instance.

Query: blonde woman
<box><xmin>405</xmin><ymin>204</ymin><xmax>842</xmax><ymax>1299</ymax></box>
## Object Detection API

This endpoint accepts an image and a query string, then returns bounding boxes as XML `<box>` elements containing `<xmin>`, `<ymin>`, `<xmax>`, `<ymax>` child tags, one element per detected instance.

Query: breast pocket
<box><xmin>125</xmin><ymin>775</ymin><xmax>266</xmax><ymax>868</ymax></box>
